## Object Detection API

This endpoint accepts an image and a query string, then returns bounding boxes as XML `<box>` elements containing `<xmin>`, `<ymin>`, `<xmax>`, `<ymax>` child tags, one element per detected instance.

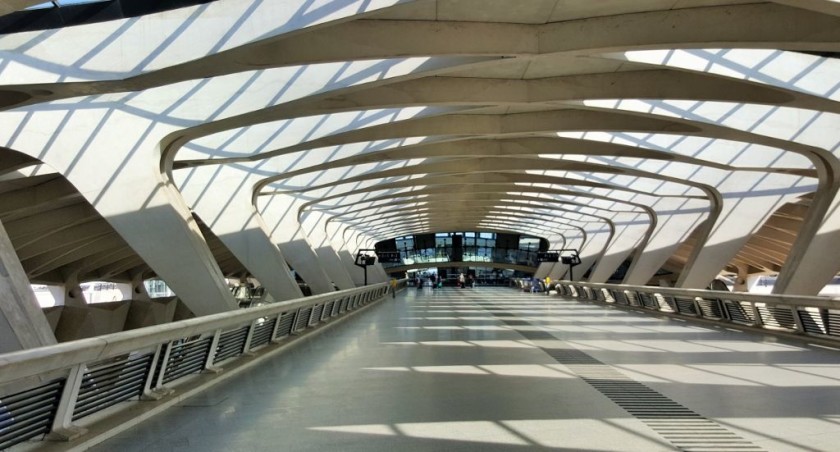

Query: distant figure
<box><xmin>390</xmin><ymin>278</ymin><xmax>397</xmax><ymax>298</ymax></box>
<box><xmin>431</xmin><ymin>274</ymin><xmax>437</xmax><ymax>289</ymax></box>
<box><xmin>468</xmin><ymin>274</ymin><xmax>475</xmax><ymax>288</ymax></box>
<box><xmin>459</xmin><ymin>273</ymin><xmax>466</xmax><ymax>288</ymax></box>
<box><xmin>544</xmin><ymin>276</ymin><xmax>552</xmax><ymax>295</ymax></box>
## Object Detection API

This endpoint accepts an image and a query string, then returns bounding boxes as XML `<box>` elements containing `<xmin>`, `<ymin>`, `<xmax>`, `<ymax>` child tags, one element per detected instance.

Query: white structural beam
<box><xmin>0</xmin><ymin>219</ymin><xmax>56</xmax><ymax>353</ymax></box>
<box><xmin>1</xmin><ymin>0</ymin><xmax>840</xmax><ymax>352</ymax></box>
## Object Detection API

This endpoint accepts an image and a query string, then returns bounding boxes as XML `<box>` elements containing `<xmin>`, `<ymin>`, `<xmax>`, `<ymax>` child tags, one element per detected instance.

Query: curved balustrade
<box><xmin>0</xmin><ymin>281</ymin><xmax>403</xmax><ymax>450</ymax></box>
<box><xmin>545</xmin><ymin>280</ymin><xmax>840</xmax><ymax>342</ymax></box>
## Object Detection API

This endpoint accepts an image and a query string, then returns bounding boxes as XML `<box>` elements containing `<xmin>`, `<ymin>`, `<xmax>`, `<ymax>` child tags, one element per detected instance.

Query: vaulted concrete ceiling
<box><xmin>0</xmin><ymin>0</ymin><xmax>839</xmax><ymax>301</ymax></box>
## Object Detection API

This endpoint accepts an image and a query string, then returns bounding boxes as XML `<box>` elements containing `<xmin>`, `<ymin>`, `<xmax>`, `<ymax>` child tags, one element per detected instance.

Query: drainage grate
<box><xmin>483</xmin><ymin>307</ymin><xmax>764</xmax><ymax>452</ymax></box>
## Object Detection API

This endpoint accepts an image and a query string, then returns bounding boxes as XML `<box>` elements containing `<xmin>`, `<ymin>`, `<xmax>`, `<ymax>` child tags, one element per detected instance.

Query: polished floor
<box><xmin>93</xmin><ymin>287</ymin><xmax>840</xmax><ymax>451</ymax></box>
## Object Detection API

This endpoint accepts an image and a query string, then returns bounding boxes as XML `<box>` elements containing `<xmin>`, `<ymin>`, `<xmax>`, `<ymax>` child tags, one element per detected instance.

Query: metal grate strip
<box><xmin>674</xmin><ymin>297</ymin><xmax>698</xmax><ymax>315</ymax></box>
<box><xmin>828</xmin><ymin>310</ymin><xmax>840</xmax><ymax>336</ymax></box>
<box><xmin>214</xmin><ymin>327</ymin><xmax>248</xmax><ymax>363</ymax></box>
<box><xmin>0</xmin><ymin>379</ymin><xmax>63</xmax><ymax>450</ymax></box>
<box><xmin>756</xmin><ymin>305</ymin><xmax>796</xmax><ymax>330</ymax></box>
<box><xmin>696</xmin><ymin>299</ymin><xmax>723</xmax><ymax>319</ymax></box>
<box><xmin>275</xmin><ymin>313</ymin><xmax>295</xmax><ymax>339</ymax></box>
<box><xmin>799</xmin><ymin>309</ymin><xmax>827</xmax><ymax>335</ymax></box>
<box><xmin>74</xmin><ymin>353</ymin><xmax>152</xmax><ymax>420</ymax></box>
<box><xmin>310</xmin><ymin>305</ymin><xmax>324</xmax><ymax>326</ymax></box>
<box><xmin>484</xmin><ymin>309</ymin><xmax>764</xmax><ymax>452</ymax></box>
<box><xmin>724</xmin><ymin>300</ymin><xmax>754</xmax><ymax>325</ymax></box>
<box><xmin>294</xmin><ymin>307</ymin><xmax>313</xmax><ymax>332</ymax></box>
<box><xmin>250</xmin><ymin>318</ymin><xmax>277</xmax><ymax>349</ymax></box>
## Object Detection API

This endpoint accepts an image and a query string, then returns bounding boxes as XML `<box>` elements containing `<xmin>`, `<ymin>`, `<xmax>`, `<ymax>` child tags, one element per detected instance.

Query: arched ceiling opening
<box><xmin>1</xmin><ymin>0</ymin><xmax>839</xmax><ymax>293</ymax></box>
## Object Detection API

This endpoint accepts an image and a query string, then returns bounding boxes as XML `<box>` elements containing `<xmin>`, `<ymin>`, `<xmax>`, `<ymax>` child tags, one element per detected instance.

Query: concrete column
<box><xmin>176</xmin><ymin>165</ymin><xmax>305</xmax><ymax>299</ymax></box>
<box><xmin>0</xmin><ymin>109</ymin><xmax>238</xmax><ymax>316</ymax></box>
<box><xmin>277</xmin><ymin>227</ymin><xmax>338</xmax><ymax>294</ymax></box>
<box><xmin>617</xmin><ymin>49</ymin><xmax>840</xmax><ymax>295</ymax></box>
<box><xmin>61</xmin><ymin>272</ymin><xmax>87</xmax><ymax>308</ymax></box>
<box><xmin>774</xmin><ymin>191</ymin><xmax>840</xmax><ymax>295</ymax></box>
<box><xmin>313</xmin><ymin>244</ymin><xmax>358</xmax><ymax>289</ymax></box>
<box><xmin>533</xmin><ymin>262</ymin><xmax>553</xmax><ymax>279</ymax></box>
<box><xmin>677</xmin><ymin>181</ymin><xmax>797</xmax><ymax>289</ymax></box>
<box><xmin>337</xmin><ymin>249</ymin><xmax>367</xmax><ymax>286</ymax></box>
<box><xmin>0</xmin><ymin>219</ymin><xmax>56</xmax><ymax>353</ymax></box>
<box><xmin>130</xmin><ymin>271</ymin><xmax>152</xmax><ymax>301</ymax></box>
<box><xmin>586</xmin><ymin>213</ymin><xmax>649</xmax><ymax>283</ymax></box>
<box><xmin>262</xmin><ymin>196</ymin><xmax>357</xmax><ymax>289</ymax></box>
<box><xmin>623</xmin><ymin>198</ymin><xmax>711</xmax><ymax>285</ymax></box>
<box><xmin>733</xmin><ymin>264</ymin><xmax>750</xmax><ymax>293</ymax></box>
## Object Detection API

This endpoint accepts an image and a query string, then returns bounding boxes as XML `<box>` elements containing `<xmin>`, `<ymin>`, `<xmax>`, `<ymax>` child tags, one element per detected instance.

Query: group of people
<box><xmin>406</xmin><ymin>272</ymin><xmax>477</xmax><ymax>289</ymax></box>
<box><xmin>529</xmin><ymin>276</ymin><xmax>552</xmax><ymax>293</ymax></box>
<box><xmin>415</xmin><ymin>273</ymin><xmax>442</xmax><ymax>289</ymax></box>
<box><xmin>457</xmin><ymin>272</ymin><xmax>475</xmax><ymax>288</ymax></box>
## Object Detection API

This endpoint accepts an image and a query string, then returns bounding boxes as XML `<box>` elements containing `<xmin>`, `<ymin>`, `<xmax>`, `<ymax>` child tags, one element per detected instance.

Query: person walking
<box><xmin>390</xmin><ymin>278</ymin><xmax>397</xmax><ymax>298</ymax></box>
<box><xmin>458</xmin><ymin>272</ymin><xmax>466</xmax><ymax>288</ymax></box>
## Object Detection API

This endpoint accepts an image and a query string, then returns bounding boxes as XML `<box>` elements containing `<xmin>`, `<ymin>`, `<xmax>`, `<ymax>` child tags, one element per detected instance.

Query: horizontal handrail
<box><xmin>512</xmin><ymin>278</ymin><xmax>839</xmax><ymax>307</ymax></box>
<box><xmin>580</xmin><ymin>281</ymin><xmax>839</xmax><ymax>308</ymax></box>
<box><xmin>537</xmin><ymin>279</ymin><xmax>840</xmax><ymax>341</ymax></box>
<box><xmin>0</xmin><ymin>282</ymin><xmax>389</xmax><ymax>388</ymax></box>
<box><xmin>0</xmin><ymin>280</ymin><xmax>404</xmax><ymax>449</ymax></box>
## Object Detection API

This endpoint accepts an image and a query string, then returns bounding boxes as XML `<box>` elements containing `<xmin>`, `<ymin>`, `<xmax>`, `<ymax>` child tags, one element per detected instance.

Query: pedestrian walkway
<box><xmin>93</xmin><ymin>288</ymin><xmax>840</xmax><ymax>451</ymax></box>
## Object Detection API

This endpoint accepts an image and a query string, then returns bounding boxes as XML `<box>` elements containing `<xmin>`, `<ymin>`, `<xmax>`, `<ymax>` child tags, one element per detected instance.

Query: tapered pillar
<box><xmin>0</xmin><ymin>219</ymin><xmax>56</xmax><ymax>352</ymax></box>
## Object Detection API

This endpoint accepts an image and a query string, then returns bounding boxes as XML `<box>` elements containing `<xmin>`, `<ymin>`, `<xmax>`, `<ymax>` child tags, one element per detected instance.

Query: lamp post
<box><xmin>559</xmin><ymin>249</ymin><xmax>581</xmax><ymax>281</ymax></box>
<box><xmin>355</xmin><ymin>249</ymin><xmax>401</xmax><ymax>285</ymax></box>
<box><xmin>354</xmin><ymin>249</ymin><xmax>377</xmax><ymax>286</ymax></box>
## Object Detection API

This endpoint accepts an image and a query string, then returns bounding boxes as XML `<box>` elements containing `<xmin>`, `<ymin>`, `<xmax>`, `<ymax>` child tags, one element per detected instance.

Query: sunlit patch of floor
<box><xmin>381</xmin><ymin>339</ymin><xmax>540</xmax><ymax>348</ymax></box>
<box><xmin>310</xmin><ymin>418</ymin><xmax>671</xmax><ymax>450</ymax></box>
<box><xmin>363</xmin><ymin>364</ymin><xmax>577</xmax><ymax>379</ymax></box>
<box><xmin>313</xmin><ymin>420</ymin><xmax>528</xmax><ymax>446</ymax></box>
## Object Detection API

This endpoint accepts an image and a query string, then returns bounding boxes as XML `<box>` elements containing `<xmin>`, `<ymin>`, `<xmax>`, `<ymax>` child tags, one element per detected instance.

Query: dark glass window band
<box><xmin>0</xmin><ymin>0</ymin><xmax>217</xmax><ymax>34</ymax></box>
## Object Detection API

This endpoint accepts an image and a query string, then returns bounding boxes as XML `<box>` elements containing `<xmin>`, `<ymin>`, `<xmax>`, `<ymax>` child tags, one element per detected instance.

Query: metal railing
<box><xmin>0</xmin><ymin>281</ymin><xmax>401</xmax><ymax>450</ymax></box>
<box><xmin>546</xmin><ymin>280</ymin><xmax>840</xmax><ymax>342</ymax></box>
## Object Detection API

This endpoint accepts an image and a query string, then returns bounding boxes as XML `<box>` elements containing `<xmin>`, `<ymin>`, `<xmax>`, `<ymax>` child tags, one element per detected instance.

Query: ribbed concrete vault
<box><xmin>0</xmin><ymin>0</ymin><xmax>840</xmax><ymax>321</ymax></box>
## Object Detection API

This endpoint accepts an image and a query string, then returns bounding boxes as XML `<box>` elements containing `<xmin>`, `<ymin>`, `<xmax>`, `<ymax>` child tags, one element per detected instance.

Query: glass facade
<box><xmin>376</xmin><ymin>232</ymin><xmax>548</xmax><ymax>268</ymax></box>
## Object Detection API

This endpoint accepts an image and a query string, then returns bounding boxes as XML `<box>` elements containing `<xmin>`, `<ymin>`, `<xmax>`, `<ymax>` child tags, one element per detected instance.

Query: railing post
<box><xmin>141</xmin><ymin>343</ymin><xmax>168</xmax><ymax>400</ymax></box>
<box><xmin>791</xmin><ymin>305</ymin><xmax>806</xmax><ymax>334</ymax></box>
<box><xmin>751</xmin><ymin>303</ymin><xmax>764</xmax><ymax>328</ymax></box>
<box><xmin>204</xmin><ymin>329</ymin><xmax>223</xmax><ymax>373</ymax></box>
<box><xmin>305</xmin><ymin>306</ymin><xmax>315</xmax><ymax>327</ymax></box>
<box><xmin>242</xmin><ymin>319</ymin><xmax>258</xmax><ymax>355</ymax></box>
<box><xmin>715</xmin><ymin>298</ymin><xmax>729</xmax><ymax>321</ymax></box>
<box><xmin>155</xmin><ymin>341</ymin><xmax>175</xmax><ymax>392</ymax></box>
<box><xmin>46</xmin><ymin>364</ymin><xmax>88</xmax><ymax>441</ymax></box>
<box><xmin>692</xmin><ymin>297</ymin><xmax>704</xmax><ymax>318</ymax></box>
<box><xmin>270</xmin><ymin>313</ymin><xmax>284</xmax><ymax>342</ymax></box>
<box><xmin>290</xmin><ymin>307</ymin><xmax>303</xmax><ymax>335</ymax></box>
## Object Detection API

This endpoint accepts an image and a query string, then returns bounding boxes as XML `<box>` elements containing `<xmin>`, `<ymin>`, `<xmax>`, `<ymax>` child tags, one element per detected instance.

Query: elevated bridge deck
<box><xmin>91</xmin><ymin>288</ymin><xmax>840</xmax><ymax>451</ymax></box>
